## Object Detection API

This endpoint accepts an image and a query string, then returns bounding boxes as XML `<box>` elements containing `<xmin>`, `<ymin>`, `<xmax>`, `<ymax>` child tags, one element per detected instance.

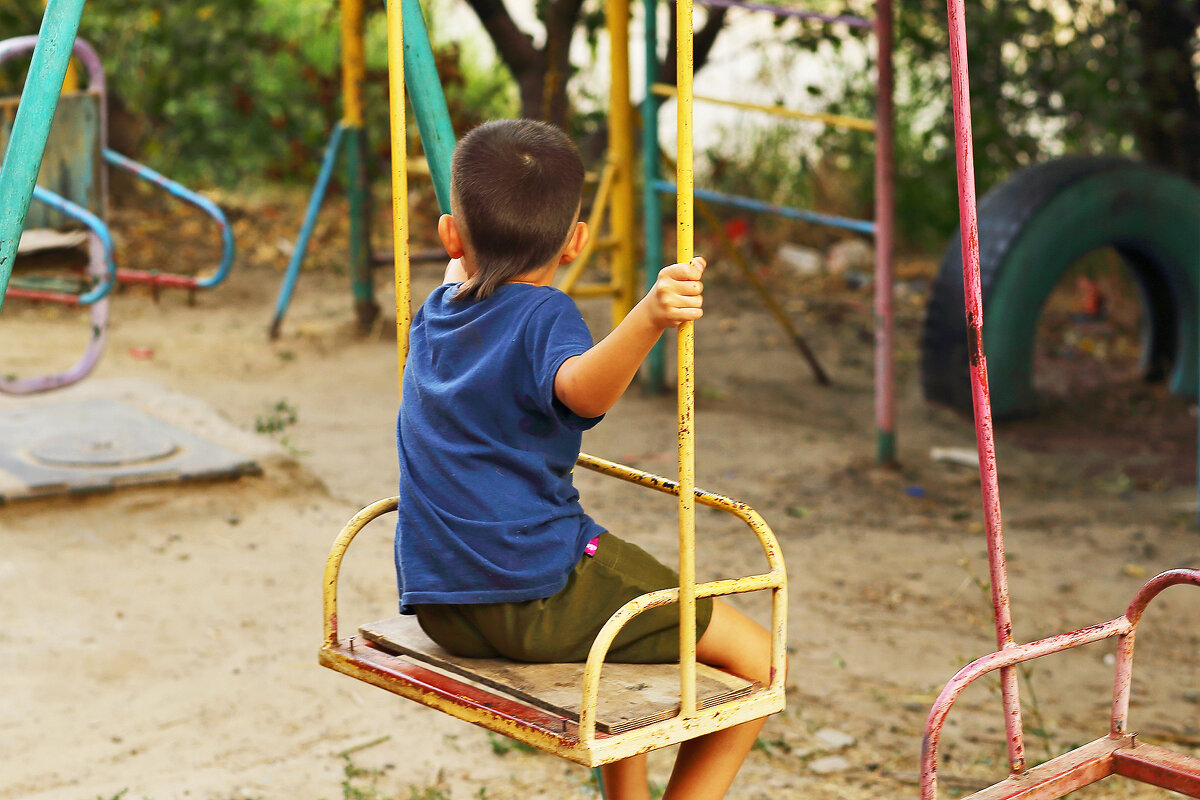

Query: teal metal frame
<box><xmin>269</xmin><ymin>0</ymin><xmax>455</xmax><ymax>339</ymax></box>
<box><xmin>0</xmin><ymin>0</ymin><xmax>87</xmax><ymax>311</ymax></box>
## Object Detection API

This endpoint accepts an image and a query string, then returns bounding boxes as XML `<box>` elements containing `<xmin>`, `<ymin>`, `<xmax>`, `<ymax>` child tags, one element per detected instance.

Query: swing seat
<box><xmin>358</xmin><ymin>615</ymin><xmax>755</xmax><ymax>733</ymax></box>
<box><xmin>320</xmin><ymin>454</ymin><xmax>788</xmax><ymax>767</ymax></box>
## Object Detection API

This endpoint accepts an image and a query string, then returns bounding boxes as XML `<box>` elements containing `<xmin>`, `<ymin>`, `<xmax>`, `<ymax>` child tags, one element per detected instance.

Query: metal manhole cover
<box><xmin>29</xmin><ymin>430</ymin><xmax>180</xmax><ymax>467</ymax></box>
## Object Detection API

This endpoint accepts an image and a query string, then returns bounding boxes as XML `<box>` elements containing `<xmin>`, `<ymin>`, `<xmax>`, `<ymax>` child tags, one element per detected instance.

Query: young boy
<box><xmin>396</xmin><ymin>119</ymin><xmax>774</xmax><ymax>800</ymax></box>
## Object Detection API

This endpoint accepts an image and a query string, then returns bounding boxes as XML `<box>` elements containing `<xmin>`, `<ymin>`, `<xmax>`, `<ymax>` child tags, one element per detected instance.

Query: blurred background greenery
<box><xmin>1</xmin><ymin>0</ymin><xmax>1196</xmax><ymax>253</ymax></box>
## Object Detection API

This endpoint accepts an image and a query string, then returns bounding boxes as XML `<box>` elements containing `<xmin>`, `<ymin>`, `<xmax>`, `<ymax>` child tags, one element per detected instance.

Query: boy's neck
<box><xmin>505</xmin><ymin>262</ymin><xmax>559</xmax><ymax>288</ymax></box>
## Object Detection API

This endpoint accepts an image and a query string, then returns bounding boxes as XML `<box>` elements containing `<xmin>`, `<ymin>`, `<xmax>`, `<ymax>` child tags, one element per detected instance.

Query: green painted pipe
<box><xmin>0</xmin><ymin>0</ymin><xmax>87</xmax><ymax>309</ymax></box>
<box><xmin>397</xmin><ymin>0</ymin><xmax>455</xmax><ymax>214</ymax></box>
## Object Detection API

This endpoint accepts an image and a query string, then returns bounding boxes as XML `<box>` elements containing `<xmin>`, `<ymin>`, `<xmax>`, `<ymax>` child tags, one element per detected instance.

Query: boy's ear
<box><xmin>558</xmin><ymin>222</ymin><xmax>590</xmax><ymax>265</ymax></box>
<box><xmin>438</xmin><ymin>214</ymin><xmax>466</xmax><ymax>258</ymax></box>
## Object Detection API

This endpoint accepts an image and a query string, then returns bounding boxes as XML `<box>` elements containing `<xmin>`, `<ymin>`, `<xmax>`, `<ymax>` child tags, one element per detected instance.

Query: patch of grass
<box><xmin>338</xmin><ymin>753</ymin><xmax>388</xmax><ymax>800</ymax></box>
<box><xmin>405</xmin><ymin>787</ymin><xmax>451</xmax><ymax>800</ymax></box>
<box><xmin>486</xmin><ymin>732</ymin><xmax>538</xmax><ymax>756</ymax></box>
<box><xmin>255</xmin><ymin>399</ymin><xmax>298</xmax><ymax>434</ymax></box>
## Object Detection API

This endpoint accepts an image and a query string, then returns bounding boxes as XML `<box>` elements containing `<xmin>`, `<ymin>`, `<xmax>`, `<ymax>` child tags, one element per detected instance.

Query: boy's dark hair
<box><xmin>450</xmin><ymin>119</ymin><xmax>585</xmax><ymax>301</ymax></box>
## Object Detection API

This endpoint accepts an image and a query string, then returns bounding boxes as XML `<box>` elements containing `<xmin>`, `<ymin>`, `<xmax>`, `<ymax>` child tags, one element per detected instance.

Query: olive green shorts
<box><xmin>413</xmin><ymin>532</ymin><xmax>713</xmax><ymax>664</ymax></box>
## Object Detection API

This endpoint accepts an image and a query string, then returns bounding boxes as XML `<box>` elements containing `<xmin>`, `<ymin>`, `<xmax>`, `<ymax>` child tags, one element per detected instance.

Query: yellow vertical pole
<box><xmin>387</xmin><ymin>0</ymin><xmax>411</xmax><ymax>395</ymax></box>
<box><xmin>675</xmin><ymin>0</ymin><xmax>697</xmax><ymax>718</ymax></box>
<box><xmin>606</xmin><ymin>0</ymin><xmax>636</xmax><ymax>329</ymax></box>
<box><xmin>341</xmin><ymin>0</ymin><xmax>366</xmax><ymax>128</ymax></box>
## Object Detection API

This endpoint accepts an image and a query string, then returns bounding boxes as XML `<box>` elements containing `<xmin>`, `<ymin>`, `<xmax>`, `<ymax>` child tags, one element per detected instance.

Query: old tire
<box><xmin>921</xmin><ymin>156</ymin><xmax>1200</xmax><ymax>418</ymax></box>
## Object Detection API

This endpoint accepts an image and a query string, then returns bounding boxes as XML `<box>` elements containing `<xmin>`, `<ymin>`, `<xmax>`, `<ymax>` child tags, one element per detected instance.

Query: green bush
<box><xmin>1</xmin><ymin>0</ymin><xmax>514</xmax><ymax>187</ymax></box>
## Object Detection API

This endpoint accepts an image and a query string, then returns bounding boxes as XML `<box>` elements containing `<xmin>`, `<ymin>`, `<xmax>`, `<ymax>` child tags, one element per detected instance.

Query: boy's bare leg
<box><xmin>601</xmin><ymin>753</ymin><xmax>650</xmax><ymax>800</ymax></box>
<box><xmin>661</xmin><ymin>600</ymin><xmax>774</xmax><ymax>800</ymax></box>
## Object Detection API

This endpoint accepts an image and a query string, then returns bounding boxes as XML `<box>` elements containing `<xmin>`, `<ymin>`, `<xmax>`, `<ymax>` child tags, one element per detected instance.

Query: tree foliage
<box><xmin>0</xmin><ymin>0</ymin><xmax>512</xmax><ymax>185</ymax></box>
<box><xmin>785</xmin><ymin>0</ymin><xmax>1199</xmax><ymax>248</ymax></box>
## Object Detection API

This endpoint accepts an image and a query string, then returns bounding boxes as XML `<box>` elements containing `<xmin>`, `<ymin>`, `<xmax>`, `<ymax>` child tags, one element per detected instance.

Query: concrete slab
<box><xmin>0</xmin><ymin>379</ymin><xmax>270</xmax><ymax>502</ymax></box>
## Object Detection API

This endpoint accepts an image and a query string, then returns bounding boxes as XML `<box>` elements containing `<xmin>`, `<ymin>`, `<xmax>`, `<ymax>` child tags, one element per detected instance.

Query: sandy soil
<box><xmin>2</xmin><ymin>190</ymin><xmax>1198</xmax><ymax>800</ymax></box>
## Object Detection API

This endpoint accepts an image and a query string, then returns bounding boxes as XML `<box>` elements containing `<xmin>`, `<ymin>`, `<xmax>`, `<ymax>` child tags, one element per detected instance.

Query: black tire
<box><xmin>921</xmin><ymin>156</ymin><xmax>1200</xmax><ymax>418</ymax></box>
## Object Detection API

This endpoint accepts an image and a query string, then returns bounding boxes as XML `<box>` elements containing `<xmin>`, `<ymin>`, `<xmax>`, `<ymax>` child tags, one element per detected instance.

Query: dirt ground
<box><xmin>2</xmin><ymin>188</ymin><xmax>1198</xmax><ymax>800</ymax></box>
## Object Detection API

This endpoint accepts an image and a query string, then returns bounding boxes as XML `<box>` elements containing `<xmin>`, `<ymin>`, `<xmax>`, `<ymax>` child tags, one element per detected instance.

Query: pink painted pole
<box><xmin>873</xmin><ymin>0</ymin><xmax>896</xmax><ymax>464</ymax></box>
<box><xmin>944</xmin><ymin>0</ymin><xmax>1025</xmax><ymax>776</ymax></box>
<box><xmin>1110</xmin><ymin>569</ymin><xmax>1200</xmax><ymax>737</ymax></box>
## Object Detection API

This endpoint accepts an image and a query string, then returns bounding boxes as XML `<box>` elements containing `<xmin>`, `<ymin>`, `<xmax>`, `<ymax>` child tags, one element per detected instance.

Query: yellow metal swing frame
<box><xmin>318</xmin><ymin>0</ymin><xmax>787</xmax><ymax>767</ymax></box>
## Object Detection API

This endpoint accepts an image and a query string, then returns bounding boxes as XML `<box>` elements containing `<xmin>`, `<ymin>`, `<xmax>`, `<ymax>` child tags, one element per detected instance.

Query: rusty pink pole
<box><xmin>873</xmin><ymin>0</ymin><xmax>896</xmax><ymax>464</ymax></box>
<box><xmin>944</xmin><ymin>0</ymin><xmax>1025</xmax><ymax>775</ymax></box>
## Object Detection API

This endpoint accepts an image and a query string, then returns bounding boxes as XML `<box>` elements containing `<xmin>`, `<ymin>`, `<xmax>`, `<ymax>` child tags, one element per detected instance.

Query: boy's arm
<box><xmin>554</xmin><ymin>257</ymin><xmax>705</xmax><ymax>418</ymax></box>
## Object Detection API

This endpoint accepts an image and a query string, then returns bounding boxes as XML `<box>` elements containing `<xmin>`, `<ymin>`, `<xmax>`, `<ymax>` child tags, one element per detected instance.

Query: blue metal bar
<box><xmin>103</xmin><ymin>149</ymin><xmax>236</xmax><ymax>289</ymax></box>
<box><xmin>695</xmin><ymin>0</ymin><xmax>872</xmax><ymax>27</ymax></box>
<box><xmin>396</xmin><ymin>0</ymin><xmax>455</xmax><ymax>214</ymax></box>
<box><xmin>29</xmin><ymin>183</ymin><xmax>116</xmax><ymax>304</ymax></box>
<box><xmin>270</xmin><ymin>123</ymin><xmax>347</xmax><ymax>338</ymax></box>
<box><xmin>654</xmin><ymin>180</ymin><xmax>876</xmax><ymax>235</ymax></box>
<box><xmin>0</xmin><ymin>0</ymin><xmax>88</xmax><ymax>310</ymax></box>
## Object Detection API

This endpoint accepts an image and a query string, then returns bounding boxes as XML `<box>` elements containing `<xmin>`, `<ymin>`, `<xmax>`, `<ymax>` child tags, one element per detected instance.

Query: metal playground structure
<box><xmin>268</xmin><ymin>0</ymin><xmax>639</xmax><ymax>340</ymax></box>
<box><xmin>268</xmin><ymin>0</ymin><xmax>900</xmax><ymax>463</ymax></box>
<box><xmin>1</xmin><ymin>1</ymin><xmax>1197</xmax><ymax>798</ymax></box>
<box><xmin>641</xmin><ymin>0</ymin><xmax>895</xmax><ymax>458</ymax></box>
<box><xmin>0</xmin><ymin>24</ymin><xmax>235</xmax><ymax>394</ymax></box>
<box><xmin>918</xmin><ymin>1</ymin><xmax>1200</xmax><ymax>797</ymax></box>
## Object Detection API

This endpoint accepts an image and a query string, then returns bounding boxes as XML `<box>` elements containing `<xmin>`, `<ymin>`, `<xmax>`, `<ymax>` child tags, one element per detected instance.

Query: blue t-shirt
<box><xmin>395</xmin><ymin>282</ymin><xmax>606</xmax><ymax>610</ymax></box>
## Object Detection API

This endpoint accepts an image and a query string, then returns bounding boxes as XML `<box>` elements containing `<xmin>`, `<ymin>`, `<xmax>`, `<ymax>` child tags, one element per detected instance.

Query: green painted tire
<box><xmin>921</xmin><ymin>156</ymin><xmax>1200</xmax><ymax>418</ymax></box>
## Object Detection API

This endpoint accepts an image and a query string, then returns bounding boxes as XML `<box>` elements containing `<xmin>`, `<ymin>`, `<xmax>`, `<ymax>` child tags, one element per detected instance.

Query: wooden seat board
<box><xmin>360</xmin><ymin>615</ymin><xmax>755</xmax><ymax>734</ymax></box>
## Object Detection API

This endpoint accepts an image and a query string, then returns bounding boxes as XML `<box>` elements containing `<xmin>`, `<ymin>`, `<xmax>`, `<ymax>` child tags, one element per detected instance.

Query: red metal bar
<box><xmin>115</xmin><ymin>269</ymin><xmax>200</xmax><ymax>290</ymax></box>
<box><xmin>944</xmin><ymin>0</ymin><xmax>1024</xmax><ymax>773</ymax></box>
<box><xmin>873</xmin><ymin>0</ymin><xmax>896</xmax><ymax>464</ymax></box>
<box><xmin>1112</xmin><ymin>741</ymin><xmax>1200</xmax><ymax>798</ymax></box>
<box><xmin>324</xmin><ymin>639</ymin><xmax>591</xmax><ymax>741</ymax></box>
<box><xmin>4</xmin><ymin>286</ymin><xmax>83</xmax><ymax>305</ymax></box>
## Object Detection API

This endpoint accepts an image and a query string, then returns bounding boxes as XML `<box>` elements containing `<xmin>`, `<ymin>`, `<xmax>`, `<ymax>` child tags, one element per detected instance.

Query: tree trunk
<box><xmin>465</xmin><ymin>0</ymin><xmax>729</xmax><ymax>128</ymax></box>
<box><xmin>1128</xmin><ymin>0</ymin><xmax>1200</xmax><ymax>181</ymax></box>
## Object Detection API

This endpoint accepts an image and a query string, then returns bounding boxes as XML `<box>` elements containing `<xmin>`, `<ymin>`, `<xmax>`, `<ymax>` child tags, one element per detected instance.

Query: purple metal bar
<box><xmin>0</xmin><ymin>35</ymin><xmax>109</xmax><ymax>394</ymax></box>
<box><xmin>0</xmin><ymin>36</ymin><xmax>109</xmax><ymax>213</ymax></box>
<box><xmin>872</xmin><ymin>0</ymin><xmax>895</xmax><ymax>463</ymax></box>
<box><xmin>0</xmin><ymin>231</ymin><xmax>109</xmax><ymax>394</ymax></box>
<box><xmin>694</xmin><ymin>0</ymin><xmax>872</xmax><ymax>28</ymax></box>
<box><xmin>943</xmin><ymin>0</ymin><xmax>1025</xmax><ymax>774</ymax></box>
